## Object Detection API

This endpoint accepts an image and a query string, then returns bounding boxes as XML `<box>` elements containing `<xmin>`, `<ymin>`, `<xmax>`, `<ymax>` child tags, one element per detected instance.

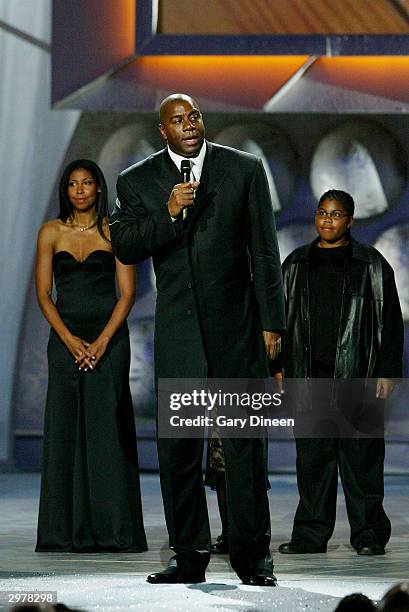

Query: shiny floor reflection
<box><xmin>0</xmin><ymin>473</ymin><xmax>408</xmax><ymax>611</ymax></box>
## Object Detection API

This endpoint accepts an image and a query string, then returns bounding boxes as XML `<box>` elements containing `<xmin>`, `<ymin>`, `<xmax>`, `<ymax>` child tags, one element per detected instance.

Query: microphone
<box><xmin>181</xmin><ymin>160</ymin><xmax>191</xmax><ymax>221</ymax></box>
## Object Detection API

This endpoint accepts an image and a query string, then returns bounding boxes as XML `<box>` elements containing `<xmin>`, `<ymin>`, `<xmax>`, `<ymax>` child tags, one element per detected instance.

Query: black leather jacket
<box><xmin>281</xmin><ymin>238</ymin><xmax>403</xmax><ymax>380</ymax></box>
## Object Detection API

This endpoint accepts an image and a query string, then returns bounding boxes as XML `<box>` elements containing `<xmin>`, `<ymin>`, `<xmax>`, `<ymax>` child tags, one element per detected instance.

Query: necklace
<box><xmin>71</xmin><ymin>219</ymin><xmax>97</xmax><ymax>232</ymax></box>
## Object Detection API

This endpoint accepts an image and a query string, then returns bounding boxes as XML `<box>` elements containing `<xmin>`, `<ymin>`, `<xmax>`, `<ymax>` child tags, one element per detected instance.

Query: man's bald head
<box><xmin>159</xmin><ymin>93</ymin><xmax>200</xmax><ymax>124</ymax></box>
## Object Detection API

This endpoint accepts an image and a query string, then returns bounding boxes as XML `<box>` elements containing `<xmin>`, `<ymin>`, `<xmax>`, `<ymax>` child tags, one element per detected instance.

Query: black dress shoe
<box><xmin>356</xmin><ymin>544</ymin><xmax>385</xmax><ymax>556</ymax></box>
<box><xmin>210</xmin><ymin>534</ymin><xmax>229</xmax><ymax>554</ymax></box>
<box><xmin>147</xmin><ymin>558</ymin><xmax>205</xmax><ymax>584</ymax></box>
<box><xmin>242</xmin><ymin>573</ymin><xmax>277</xmax><ymax>587</ymax></box>
<box><xmin>238</xmin><ymin>555</ymin><xmax>277</xmax><ymax>587</ymax></box>
<box><xmin>147</xmin><ymin>565</ymin><xmax>205</xmax><ymax>584</ymax></box>
<box><xmin>278</xmin><ymin>542</ymin><xmax>326</xmax><ymax>554</ymax></box>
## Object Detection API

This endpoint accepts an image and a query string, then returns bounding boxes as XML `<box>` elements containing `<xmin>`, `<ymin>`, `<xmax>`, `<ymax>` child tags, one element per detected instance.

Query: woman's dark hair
<box><xmin>318</xmin><ymin>189</ymin><xmax>355</xmax><ymax>217</ymax></box>
<box><xmin>58</xmin><ymin>159</ymin><xmax>109</xmax><ymax>242</ymax></box>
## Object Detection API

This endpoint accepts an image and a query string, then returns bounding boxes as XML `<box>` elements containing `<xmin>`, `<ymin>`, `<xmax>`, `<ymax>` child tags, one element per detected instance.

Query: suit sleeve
<box><xmin>109</xmin><ymin>172</ymin><xmax>182</xmax><ymax>264</ymax></box>
<box><xmin>247</xmin><ymin>158</ymin><xmax>286</xmax><ymax>332</ymax></box>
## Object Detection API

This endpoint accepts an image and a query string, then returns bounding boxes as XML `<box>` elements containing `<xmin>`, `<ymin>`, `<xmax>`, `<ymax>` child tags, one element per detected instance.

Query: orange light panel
<box><xmin>312</xmin><ymin>57</ymin><xmax>409</xmax><ymax>102</ymax></box>
<box><xmin>137</xmin><ymin>56</ymin><xmax>309</xmax><ymax>107</ymax></box>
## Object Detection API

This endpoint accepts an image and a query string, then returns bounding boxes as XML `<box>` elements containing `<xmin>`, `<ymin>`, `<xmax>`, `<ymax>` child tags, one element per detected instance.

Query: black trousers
<box><xmin>291</xmin><ymin>438</ymin><xmax>391</xmax><ymax>550</ymax></box>
<box><xmin>157</xmin><ymin>436</ymin><xmax>271</xmax><ymax>575</ymax></box>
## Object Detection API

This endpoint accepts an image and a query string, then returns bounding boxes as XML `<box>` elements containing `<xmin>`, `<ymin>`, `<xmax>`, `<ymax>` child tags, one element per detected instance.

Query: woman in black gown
<box><xmin>35</xmin><ymin>159</ymin><xmax>147</xmax><ymax>552</ymax></box>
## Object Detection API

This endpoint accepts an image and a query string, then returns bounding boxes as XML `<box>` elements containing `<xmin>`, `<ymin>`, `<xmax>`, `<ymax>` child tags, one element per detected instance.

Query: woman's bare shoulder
<box><xmin>38</xmin><ymin>219</ymin><xmax>67</xmax><ymax>243</ymax></box>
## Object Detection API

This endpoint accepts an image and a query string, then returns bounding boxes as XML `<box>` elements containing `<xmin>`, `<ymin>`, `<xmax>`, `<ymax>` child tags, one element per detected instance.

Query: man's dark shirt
<box><xmin>309</xmin><ymin>243</ymin><xmax>351</xmax><ymax>377</ymax></box>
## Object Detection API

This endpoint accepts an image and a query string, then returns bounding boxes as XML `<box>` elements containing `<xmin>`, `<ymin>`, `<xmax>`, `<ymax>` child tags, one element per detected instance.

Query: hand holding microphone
<box><xmin>167</xmin><ymin>161</ymin><xmax>199</xmax><ymax>219</ymax></box>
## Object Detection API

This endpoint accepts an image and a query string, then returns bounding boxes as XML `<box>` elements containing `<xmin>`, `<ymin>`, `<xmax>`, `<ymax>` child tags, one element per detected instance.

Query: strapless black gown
<box><xmin>36</xmin><ymin>250</ymin><xmax>147</xmax><ymax>552</ymax></box>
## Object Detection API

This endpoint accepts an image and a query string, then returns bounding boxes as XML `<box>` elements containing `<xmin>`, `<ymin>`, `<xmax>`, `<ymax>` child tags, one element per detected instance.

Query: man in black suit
<box><xmin>110</xmin><ymin>93</ymin><xmax>285</xmax><ymax>585</ymax></box>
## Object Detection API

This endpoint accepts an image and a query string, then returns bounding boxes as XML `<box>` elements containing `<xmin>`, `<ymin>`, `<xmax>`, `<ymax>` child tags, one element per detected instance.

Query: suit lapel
<box><xmin>153</xmin><ymin>149</ymin><xmax>182</xmax><ymax>195</ymax></box>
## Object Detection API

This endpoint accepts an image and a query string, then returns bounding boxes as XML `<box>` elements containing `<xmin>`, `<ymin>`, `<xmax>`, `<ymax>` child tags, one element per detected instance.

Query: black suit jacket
<box><xmin>110</xmin><ymin>141</ymin><xmax>285</xmax><ymax>379</ymax></box>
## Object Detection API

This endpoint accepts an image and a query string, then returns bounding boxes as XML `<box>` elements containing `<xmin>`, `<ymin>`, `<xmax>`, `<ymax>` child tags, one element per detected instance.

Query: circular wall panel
<box><xmin>311</xmin><ymin>121</ymin><xmax>406</xmax><ymax>219</ymax></box>
<box><xmin>98</xmin><ymin>123</ymin><xmax>156</xmax><ymax>211</ymax></box>
<box><xmin>374</xmin><ymin>224</ymin><xmax>409</xmax><ymax>322</ymax></box>
<box><xmin>215</xmin><ymin>123</ymin><xmax>298</xmax><ymax>213</ymax></box>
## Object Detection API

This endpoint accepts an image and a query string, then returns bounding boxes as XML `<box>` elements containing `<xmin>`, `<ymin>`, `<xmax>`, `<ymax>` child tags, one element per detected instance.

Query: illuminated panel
<box><xmin>135</xmin><ymin>56</ymin><xmax>309</xmax><ymax>108</ymax></box>
<box><xmin>310</xmin><ymin>57</ymin><xmax>409</xmax><ymax>102</ymax></box>
<box><xmin>52</xmin><ymin>53</ymin><xmax>409</xmax><ymax>111</ymax></box>
<box><xmin>52</xmin><ymin>1</ymin><xmax>409</xmax><ymax>109</ymax></box>
<box><xmin>52</xmin><ymin>0</ymin><xmax>135</xmax><ymax>102</ymax></box>
<box><xmin>158</xmin><ymin>0</ymin><xmax>409</xmax><ymax>34</ymax></box>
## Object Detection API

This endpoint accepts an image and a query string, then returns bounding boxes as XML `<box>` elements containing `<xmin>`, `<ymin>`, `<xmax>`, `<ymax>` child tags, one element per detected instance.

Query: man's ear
<box><xmin>348</xmin><ymin>216</ymin><xmax>355</xmax><ymax>230</ymax></box>
<box><xmin>159</xmin><ymin>123</ymin><xmax>167</xmax><ymax>140</ymax></box>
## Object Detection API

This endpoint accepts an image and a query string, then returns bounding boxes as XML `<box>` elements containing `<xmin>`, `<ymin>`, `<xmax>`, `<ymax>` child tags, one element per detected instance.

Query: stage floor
<box><xmin>0</xmin><ymin>473</ymin><xmax>408</xmax><ymax>611</ymax></box>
